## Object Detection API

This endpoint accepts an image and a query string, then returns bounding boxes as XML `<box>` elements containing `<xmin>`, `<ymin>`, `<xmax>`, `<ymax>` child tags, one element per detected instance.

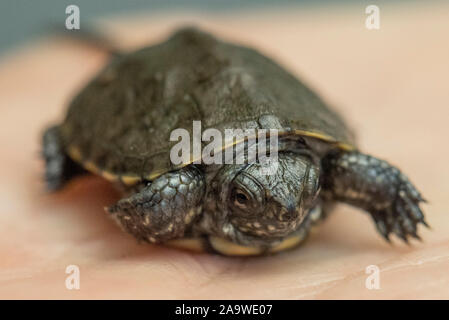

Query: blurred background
<box><xmin>0</xmin><ymin>0</ymin><xmax>435</xmax><ymax>54</ymax></box>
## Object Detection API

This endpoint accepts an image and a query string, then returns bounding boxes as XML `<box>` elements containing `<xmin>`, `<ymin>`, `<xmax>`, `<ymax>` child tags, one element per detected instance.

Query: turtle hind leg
<box><xmin>42</xmin><ymin>125</ymin><xmax>84</xmax><ymax>191</ymax></box>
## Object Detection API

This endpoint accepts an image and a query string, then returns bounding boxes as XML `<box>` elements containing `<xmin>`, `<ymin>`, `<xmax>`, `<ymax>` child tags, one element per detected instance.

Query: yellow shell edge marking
<box><xmin>83</xmin><ymin>160</ymin><xmax>99</xmax><ymax>173</ymax></box>
<box><xmin>67</xmin><ymin>145</ymin><xmax>83</xmax><ymax>162</ymax></box>
<box><xmin>337</xmin><ymin>143</ymin><xmax>354</xmax><ymax>151</ymax></box>
<box><xmin>292</xmin><ymin>129</ymin><xmax>355</xmax><ymax>151</ymax></box>
<box><xmin>165</xmin><ymin>238</ymin><xmax>206</xmax><ymax>252</ymax></box>
<box><xmin>145</xmin><ymin>129</ymin><xmax>355</xmax><ymax>181</ymax></box>
<box><xmin>269</xmin><ymin>232</ymin><xmax>305</xmax><ymax>253</ymax></box>
<box><xmin>209</xmin><ymin>236</ymin><xmax>263</xmax><ymax>256</ymax></box>
<box><xmin>67</xmin><ymin>145</ymin><xmax>123</xmax><ymax>183</ymax></box>
<box><xmin>145</xmin><ymin>168</ymin><xmax>175</xmax><ymax>181</ymax></box>
<box><xmin>101</xmin><ymin>170</ymin><xmax>119</xmax><ymax>182</ymax></box>
<box><xmin>120</xmin><ymin>175</ymin><xmax>141</xmax><ymax>185</ymax></box>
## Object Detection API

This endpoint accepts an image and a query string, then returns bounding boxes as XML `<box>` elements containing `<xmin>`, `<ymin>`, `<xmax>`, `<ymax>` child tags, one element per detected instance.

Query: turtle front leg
<box><xmin>322</xmin><ymin>151</ymin><xmax>428</xmax><ymax>242</ymax></box>
<box><xmin>108</xmin><ymin>166</ymin><xmax>205</xmax><ymax>243</ymax></box>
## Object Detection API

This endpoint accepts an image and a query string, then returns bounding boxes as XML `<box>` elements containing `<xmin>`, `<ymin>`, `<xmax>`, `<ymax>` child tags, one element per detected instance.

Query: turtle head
<box><xmin>220</xmin><ymin>152</ymin><xmax>321</xmax><ymax>245</ymax></box>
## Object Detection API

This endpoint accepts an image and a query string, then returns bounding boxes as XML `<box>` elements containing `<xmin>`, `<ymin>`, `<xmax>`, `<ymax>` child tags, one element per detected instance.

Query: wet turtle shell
<box><xmin>60</xmin><ymin>27</ymin><xmax>355</xmax><ymax>186</ymax></box>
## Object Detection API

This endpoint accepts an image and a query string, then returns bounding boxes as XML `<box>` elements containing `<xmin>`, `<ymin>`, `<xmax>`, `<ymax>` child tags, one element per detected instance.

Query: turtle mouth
<box><xmin>233</xmin><ymin>203</ymin><xmax>319</xmax><ymax>240</ymax></box>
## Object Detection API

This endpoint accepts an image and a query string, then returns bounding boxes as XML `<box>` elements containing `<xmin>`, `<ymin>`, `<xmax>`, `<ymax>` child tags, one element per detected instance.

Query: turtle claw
<box><xmin>374</xmin><ymin>218</ymin><xmax>391</xmax><ymax>243</ymax></box>
<box><xmin>401</xmin><ymin>235</ymin><xmax>411</xmax><ymax>245</ymax></box>
<box><xmin>411</xmin><ymin>232</ymin><xmax>422</xmax><ymax>242</ymax></box>
<box><xmin>372</xmin><ymin>179</ymin><xmax>427</xmax><ymax>244</ymax></box>
<box><xmin>421</xmin><ymin>219</ymin><xmax>432</xmax><ymax>230</ymax></box>
<box><xmin>382</xmin><ymin>233</ymin><xmax>392</xmax><ymax>244</ymax></box>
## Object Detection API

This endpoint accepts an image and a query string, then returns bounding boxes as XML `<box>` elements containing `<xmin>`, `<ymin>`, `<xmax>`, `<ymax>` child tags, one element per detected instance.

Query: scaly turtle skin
<box><xmin>42</xmin><ymin>27</ymin><xmax>427</xmax><ymax>255</ymax></box>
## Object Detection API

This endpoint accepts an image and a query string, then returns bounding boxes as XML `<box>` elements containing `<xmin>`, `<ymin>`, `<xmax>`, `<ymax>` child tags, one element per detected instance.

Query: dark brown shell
<box><xmin>60</xmin><ymin>27</ymin><xmax>355</xmax><ymax>184</ymax></box>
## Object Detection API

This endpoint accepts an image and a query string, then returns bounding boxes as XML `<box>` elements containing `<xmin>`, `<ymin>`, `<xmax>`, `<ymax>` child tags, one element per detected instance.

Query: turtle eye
<box><xmin>229</xmin><ymin>171</ymin><xmax>266</xmax><ymax>215</ymax></box>
<box><xmin>230</xmin><ymin>181</ymin><xmax>265</xmax><ymax>215</ymax></box>
<box><xmin>233</xmin><ymin>189</ymin><xmax>250</xmax><ymax>208</ymax></box>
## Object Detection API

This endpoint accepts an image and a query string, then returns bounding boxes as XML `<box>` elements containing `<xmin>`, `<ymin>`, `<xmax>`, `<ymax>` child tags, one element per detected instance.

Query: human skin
<box><xmin>0</xmin><ymin>5</ymin><xmax>448</xmax><ymax>299</ymax></box>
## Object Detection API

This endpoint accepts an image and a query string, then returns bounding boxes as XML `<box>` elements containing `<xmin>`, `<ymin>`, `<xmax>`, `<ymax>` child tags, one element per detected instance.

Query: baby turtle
<box><xmin>42</xmin><ymin>27</ymin><xmax>427</xmax><ymax>255</ymax></box>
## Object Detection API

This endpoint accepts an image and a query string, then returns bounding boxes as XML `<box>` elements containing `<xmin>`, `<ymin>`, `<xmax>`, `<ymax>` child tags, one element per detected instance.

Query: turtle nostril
<box><xmin>281</xmin><ymin>209</ymin><xmax>299</xmax><ymax>222</ymax></box>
